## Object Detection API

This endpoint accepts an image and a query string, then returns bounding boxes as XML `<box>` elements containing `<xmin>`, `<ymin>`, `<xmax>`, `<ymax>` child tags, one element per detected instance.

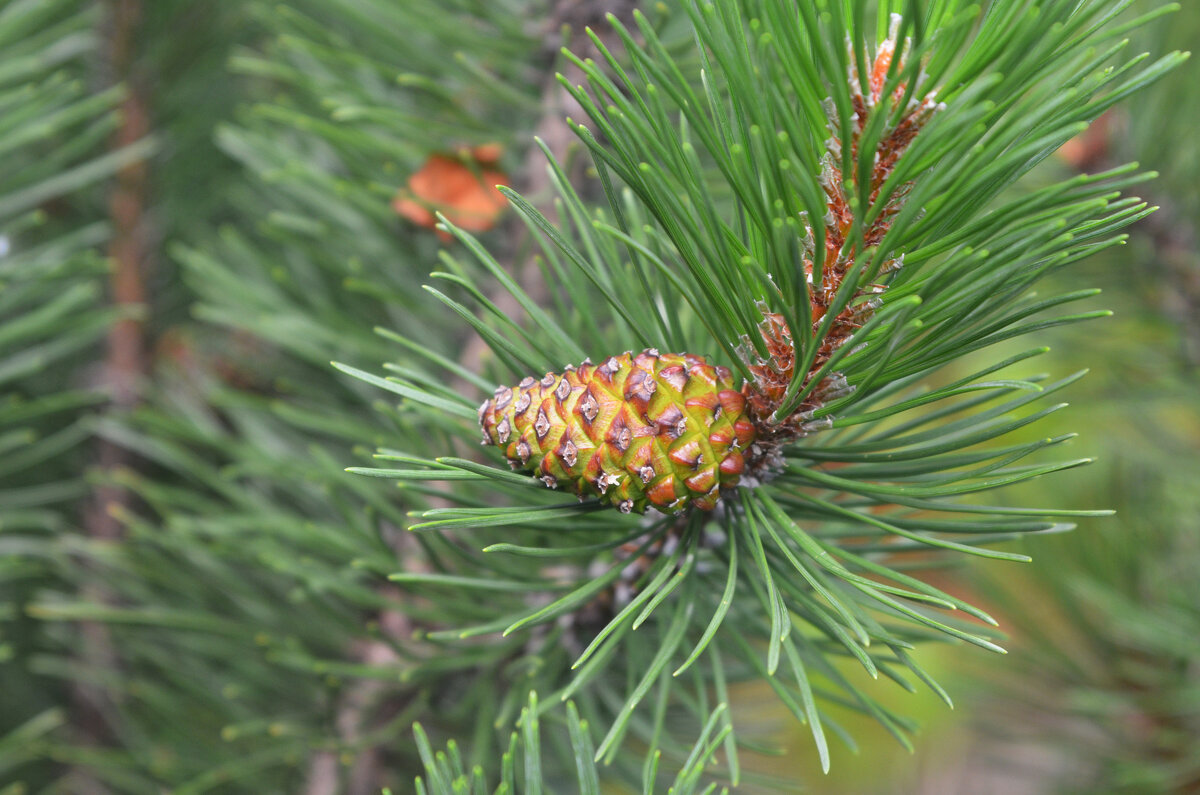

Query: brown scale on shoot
<box><xmin>741</xmin><ymin>14</ymin><xmax>940</xmax><ymax>465</ymax></box>
<box><xmin>479</xmin><ymin>350</ymin><xmax>754</xmax><ymax>515</ymax></box>
<box><xmin>479</xmin><ymin>17</ymin><xmax>940</xmax><ymax>515</ymax></box>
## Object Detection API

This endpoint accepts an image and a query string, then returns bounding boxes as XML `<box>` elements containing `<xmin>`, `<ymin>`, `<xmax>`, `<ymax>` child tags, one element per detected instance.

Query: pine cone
<box><xmin>479</xmin><ymin>349</ymin><xmax>754</xmax><ymax>514</ymax></box>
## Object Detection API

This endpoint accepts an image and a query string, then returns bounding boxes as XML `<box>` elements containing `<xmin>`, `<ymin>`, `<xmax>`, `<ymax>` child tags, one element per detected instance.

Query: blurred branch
<box><xmin>303</xmin><ymin>529</ymin><xmax>421</xmax><ymax>795</ymax></box>
<box><xmin>88</xmin><ymin>0</ymin><xmax>151</xmax><ymax>541</ymax></box>
<box><xmin>303</xmin><ymin>600</ymin><xmax>409</xmax><ymax>795</ymax></box>
<box><xmin>71</xmin><ymin>1</ymin><xmax>152</xmax><ymax>790</ymax></box>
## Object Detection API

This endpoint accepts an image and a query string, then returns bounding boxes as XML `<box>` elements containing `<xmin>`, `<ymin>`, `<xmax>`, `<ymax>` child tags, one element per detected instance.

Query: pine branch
<box><xmin>344</xmin><ymin>0</ymin><xmax>1187</xmax><ymax>777</ymax></box>
<box><xmin>100</xmin><ymin>0</ymin><xmax>150</xmax><ymax>419</ymax></box>
<box><xmin>13</xmin><ymin>1</ymin><xmax>569</xmax><ymax>790</ymax></box>
<box><xmin>83</xmin><ymin>0</ymin><xmax>151</xmax><ymax>545</ymax></box>
<box><xmin>71</xmin><ymin>2</ymin><xmax>152</xmax><ymax>789</ymax></box>
<box><xmin>0</xmin><ymin>0</ymin><xmax>154</xmax><ymax>789</ymax></box>
<box><xmin>7</xmin><ymin>1</ymin><xmax>1186</xmax><ymax>791</ymax></box>
<box><xmin>303</xmin><ymin>633</ymin><xmax>403</xmax><ymax>795</ymax></box>
<box><xmin>302</xmin><ymin>552</ymin><xmax>419</xmax><ymax>795</ymax></box>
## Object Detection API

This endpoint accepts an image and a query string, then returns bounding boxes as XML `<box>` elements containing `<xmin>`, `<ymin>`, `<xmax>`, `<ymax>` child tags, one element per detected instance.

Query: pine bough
<box><xmin>341</xmin><ymin>0</ymin><xmax>1185</xmax><ymax>785</ymax></box>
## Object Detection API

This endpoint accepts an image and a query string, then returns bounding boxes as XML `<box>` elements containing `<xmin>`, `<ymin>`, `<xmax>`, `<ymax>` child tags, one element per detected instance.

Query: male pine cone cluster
<box><xmin>478</xmin><ymin>350</ymin><xmax>754</xmax><ymax>514</ymax></box>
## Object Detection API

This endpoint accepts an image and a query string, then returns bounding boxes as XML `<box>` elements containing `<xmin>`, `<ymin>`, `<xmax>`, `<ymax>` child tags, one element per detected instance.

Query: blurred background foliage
<box><xmin>0</xmin><ymin>0</ymin><xmax>1195</xmax><ymax>793</ymax></box>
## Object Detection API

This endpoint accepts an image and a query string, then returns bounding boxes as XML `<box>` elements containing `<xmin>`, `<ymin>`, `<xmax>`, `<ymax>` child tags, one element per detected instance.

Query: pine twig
<box><xmin>303</xmin><ymin>556</ymin><xmax>418</xmax><ymax>795</ymax></box>
<box><xmin>71</xmin><ymin>1</ymin><xmax>151</xmax><ymax>789</ymax></box>
<box><xmin>88</xmin><ymin>0</ymin><xmax>151</xmax><ymax>541</ymax></box>
<box><xmin>302</xmin><ymin>613</ymin><xmax>408</xmax><ymax>795</ymax></box>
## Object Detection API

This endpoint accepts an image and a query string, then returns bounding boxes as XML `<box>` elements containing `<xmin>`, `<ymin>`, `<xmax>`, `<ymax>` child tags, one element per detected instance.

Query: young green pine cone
<box><xmin>479</xmin><ymin>349</ymin><xmax>755</xmax><ymax>514</ymax></box>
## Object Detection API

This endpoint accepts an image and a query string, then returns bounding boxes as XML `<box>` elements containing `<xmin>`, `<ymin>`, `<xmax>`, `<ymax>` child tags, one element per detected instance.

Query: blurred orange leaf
<box><xmin>393</xmin><ymin>149</ymin><xmax>509</xmax><ymax>241</ymax></box>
